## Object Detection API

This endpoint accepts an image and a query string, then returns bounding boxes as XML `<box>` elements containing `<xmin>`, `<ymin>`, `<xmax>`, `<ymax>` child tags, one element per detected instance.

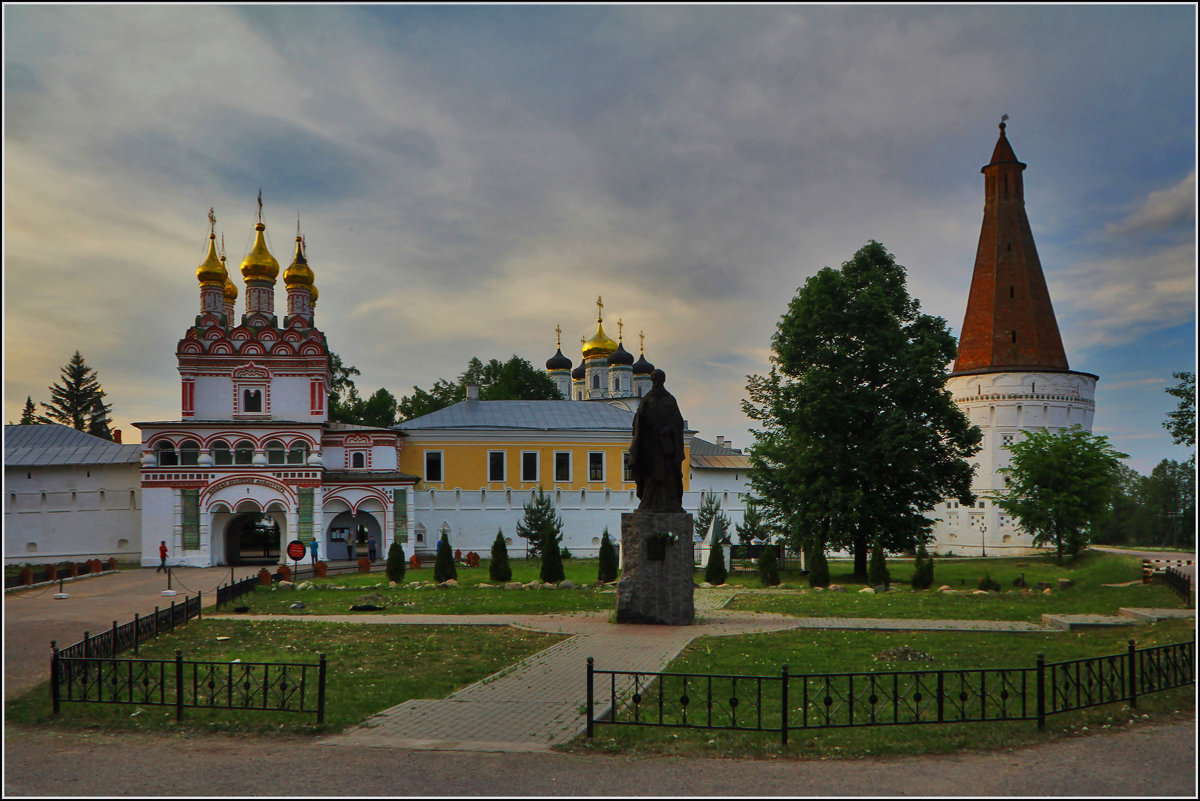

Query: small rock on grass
<box><xmin>559</xmin><ymin>580</ymin><xmax>577</xmax><ymax>590</ymax></box>
<box><xmin>859</xmin><ymin>587</ymin><xmax>875</xmax><ymax>594</ymax></box>
<box><xmin>504</xmin><ymin>582</ymin><xmax>523</xmax><ymax>590</ymax></box>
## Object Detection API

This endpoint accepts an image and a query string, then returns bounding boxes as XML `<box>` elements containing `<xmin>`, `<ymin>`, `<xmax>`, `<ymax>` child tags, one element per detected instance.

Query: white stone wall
<box><xmin>929</xmin><ymin>370</ymin><xmax>1097</xmax><ymax>556</ymax></box>
<box><xmin>4</xmin><ymin>463</ymin><xmax>141</xmax><ymax>564</ymax></box>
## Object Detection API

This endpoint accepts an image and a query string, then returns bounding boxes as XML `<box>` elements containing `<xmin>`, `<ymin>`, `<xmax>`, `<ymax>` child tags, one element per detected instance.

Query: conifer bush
<box><xmin>539</xmin><ymin>524</ymin><xmax>565</xmax><ymax>584</ymax></box>
<box><xmin>386</xmin><ymin>539</ymin><xmax>406</xmax><ymax>584</ymax></box>
<box><xmin>807</xmin><ymin>545</ymin><xmax>830</xmax><ymax>588</ymax></box>
<box><xmin>704</xmin><ymin>539</ymin><xmax>727</xmax><ymax>586</ymax></box>
<box><xmin>867</xmin><ymin>538</ymin><xmax>890</xmax><ymax>587</ymax></box>
<box><xmin>977</xmin><ymin>572</ymin><xmax>1001</xmax><ymax>591</ymax></box>
<box><xmin>489</xmin><ymin>529</ymin><xmax>511</xmax><ymax>583</ymax></box>
<box><xmin>757</xmin><ymin>542</ymin><xmax>781</xmax><ymax>587</ymax></box>
<box><xmin>597</xmin><ymin>528</ymin><xmax>619</xmax><ymax>583</ymax></box>
<box><xmin>910</xmin><ymin>540</ymin><xmax>934</xmax><ymax>589</ymax></box>
<box><xmin>434</xmin><ymin>533</ymin><xmax>457</xmax><ymax>583</ymax></box>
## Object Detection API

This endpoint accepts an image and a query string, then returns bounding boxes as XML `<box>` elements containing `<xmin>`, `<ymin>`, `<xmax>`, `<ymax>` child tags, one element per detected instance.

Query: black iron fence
<box><xmin>51</xmin><ymin>649</ymin><xmax>326</xmax><ymax>722</ymax></box>
<box><xmin>1141</xmin><ymin>558</ymin><xmax>1194</xmax><ymax>584</ymax></box>
<box><xmin>1161</xmin><ymin>567</ymin><xmax>1193</xmax><ymax>607</ymax></box>
<box><xmin>586</xmin><ymin>638</ymin><xmax>1195</xmax><ymax>744</ymax></box>
<box><xmin>54</xmin><ymin>595</ymin><xmax>203</xmax><ymax>661</ymax></box>
<box><xmin>215</xmin><ymin>574</ymin><xmax>261</xmax><ymax>609</ymax></box>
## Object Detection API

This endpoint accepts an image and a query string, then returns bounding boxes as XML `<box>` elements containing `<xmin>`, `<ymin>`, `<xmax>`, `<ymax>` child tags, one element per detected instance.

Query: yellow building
<box><xmin>397</xmin><ymin>389</ymin><xmax>693</xmax><ymax>556</ymax></box>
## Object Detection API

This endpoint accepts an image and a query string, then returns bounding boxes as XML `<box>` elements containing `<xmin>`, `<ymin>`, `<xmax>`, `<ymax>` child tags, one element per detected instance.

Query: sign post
<box><xmin>287</xmin><ymin>539</ymin><xmax>306</xmax><ymax>579</ymax></box>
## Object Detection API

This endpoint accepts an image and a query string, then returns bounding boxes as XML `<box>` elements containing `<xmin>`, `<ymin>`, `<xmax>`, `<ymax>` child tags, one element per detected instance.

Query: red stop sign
<box><xmin>287</xmin><ymin>540</ymin><xmax>307</xmax><ymax>560</ymax></box>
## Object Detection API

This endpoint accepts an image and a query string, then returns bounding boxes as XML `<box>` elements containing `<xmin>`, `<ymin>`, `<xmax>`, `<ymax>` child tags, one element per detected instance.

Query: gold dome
<box><xmin>223</xmin><ymin>274</ymin><xmax>238</xmax><ymax>302</ymax></box>
<box><xmin>240</xmin><ymin>222</ymin><xmax>280</xmax><ymax>282</ymax></box>
<box><xmin>582</xmin><ymin>295</ymin><xmax>618</xmax><ymax>359</ymax></box>
<box><xmin>283</xmin><ymin>235</ymin><xmax>314</xmax><ymax>288</ymax></box>
<box><xmin>308</xmin><ymin>284</ymin><xmax>318</xmax><ymax>305</ymax></box>
<box><xmin>196</xmin><ymin>233</ymin><xmax>227</xmax><ymax>286</ymax></box>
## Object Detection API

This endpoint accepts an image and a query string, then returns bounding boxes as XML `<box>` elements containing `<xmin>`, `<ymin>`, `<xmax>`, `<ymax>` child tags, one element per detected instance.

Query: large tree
<box><xmin>398</xmin><ymin>355</ymin><xmax>561</xmax><ymax>420</ymax></box>
<box><xmin>39</xmin><ymin>351</ymin><xmax>112</xmax><ymax>438</ymax></box>
<box><xmin>1163</xmin><ymin>371</ymin><xmax>1195</xmax><ymax>451</ymax></box>
<box><xmin>743</xmin><ymin>241</ymin><xmax>981</xmax><ymax>577</ymax></box>
<box><xmin>992</xmin><ymin>425</ymin><xmax>1126</xmax><ymax>564</ymax></box>
<box><xmin>515</xmin><ymin>488</ymin><xmax>563</xmax><ymax>559</ymax></box>
<box><xmin>19</xmin><ymin>397</ymin><xmax>38</xmax><ymax>425</ymax></box>
<box><xmin>326</xmin><ymin>352</ymin><xmax>399</xmax><ymax>428</ymax></box>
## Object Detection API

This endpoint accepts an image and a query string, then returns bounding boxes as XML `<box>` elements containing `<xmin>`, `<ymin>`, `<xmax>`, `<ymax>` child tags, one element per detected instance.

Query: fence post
<box><xmin>134</xmin><ymin>613</ymin><xmax>140</xmax><ymax>655</ymax></box>
<box><xmin>198</xmin><ymin>590</ymin><xmax>202</xmax><ymax>620</ymax></box>
<box><xmin>51</xmin><ymin>641</ymin><xmax>60</xmax><ymax>715</ymax></box>
<box><xmin>317</xmin><ymin>653</ymin><xmax>327</xmax><ymax>725</ymax></box>
<box><xmin>936</xmin><ymin>671</ymin><xmax>944</xmax><ymax>723</ymax></box>
<box><xmin>781</xmin><ymin>663</ymin><xmax>789</xmax><ymax>747</ymax></box>
<box><xmin>175</xmin><ymin>650</ymin><xmax>184</xmax><ymax>722</ymax></box>
<box><xmin>1128</xmin><ymin>639</ymin><xmax>1137</xmax><ymax>709</ymax></box>
<box><xmin>83</xmin><ymin>631</ymin><xmax>90</xmax><ymax>659</ymax></box>
<box><xmin>111</xmin><ymin>620</ymin><xmax>118</xmax><ymax>657</ymax></box>
<box><xmin>170</xmin><ymin>600</ymin><xmax>176</xmax><ymax>633</ymax></box>
<box><xmin>154</xmin><ymin>607</ymin><xmax>160</xmax><ymax>639</ymax></box>
<box><xmin>586</xmin><ymin>657</ymin><xmax>594</xmax><ymax>738</ymax></box>
<box><xmin>1036</xmin><ymin>653</ymin><xmax>1046</xmax><ymax>731</ymax></box>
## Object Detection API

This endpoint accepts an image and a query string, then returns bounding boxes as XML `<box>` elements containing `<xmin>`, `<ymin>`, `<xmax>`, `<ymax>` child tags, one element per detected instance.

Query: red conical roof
<box><xmin>951</xmin><ymin>123</ymin><xmax>1069</xmax><ymax>375</ymax></box>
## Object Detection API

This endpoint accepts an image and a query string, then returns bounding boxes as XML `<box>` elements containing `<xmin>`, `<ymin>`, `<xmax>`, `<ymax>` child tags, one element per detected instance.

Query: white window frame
<box><xmin>424</xmin><ymin>451</ymin><xmax>443</xmax><ymax>483</ymax></box>
<box><xmin>237</xmin><ymin>384</ymin><xmax>269</xmax><ymax>416</ymax></box>
<box><xmin>488</xmin><ymin>450</ymin><xmax>506</xmax><ymax>483</ymax></box>
<box><xmin>588</xmin><ymin>451</ymin><xmax>605</xmax><ymax>482</ymax></box>
<box><xmin>554</xmin><ymin>451</ymin><xmax>571</xmax><ymax>483</ymax></box>
<box><xmin>521</xmin><ymin>451</ymin><xmax>539</xmax><ymax>483</ymax></box>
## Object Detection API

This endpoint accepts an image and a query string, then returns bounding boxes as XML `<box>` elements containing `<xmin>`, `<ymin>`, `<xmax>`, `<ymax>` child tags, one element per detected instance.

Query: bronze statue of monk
<box><xmin>626</xmin><ymin>369</ymin><xmax>686</xmax><ymax>513</ymax></box>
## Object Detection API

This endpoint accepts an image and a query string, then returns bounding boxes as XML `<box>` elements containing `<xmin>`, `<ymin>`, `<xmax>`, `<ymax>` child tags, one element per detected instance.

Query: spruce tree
<box><xmin>489</xmin><ymin>529</ymin><xmax>512</xmax><ymax>582</ymax></box>
<box><xmin>434</xmin><ymin>532</ymin><xmax>458</xmax><ymax>583</ymax></box>
<box><xmin>19</xmin><ymin>397</ymin><xmax>38</xmax><ymax>425</ymax></box>
<box><xmin>386</xmin><ymin>539</ymin><xmax>407</xmax><ymax>583</ymax></box>
<box><xmin>40</xmin><ymin>352</ymin><xmax>112</xmax><ymax>433</ymax></box>
<box><xmin>736</xmin><ymin>499</ymin><xmax>766</xmax><ymax>545</ymax></box>
<box><xmin>868</xmin><ymin>538</ymin><xmax>890</xmax><ymax>587</ymax></box>
<box><xmin>695</xmin><ymin>493</ymin><xmax>731</xmax><ymax>542</ymax></box>
<box><xmin>807</xmin><ymin>545</ymin><xmax>830</xmax><ymax>588</ymax></box>
<box><xmin>911</xmin><ymin>540</ymin><xmax>934</xmax><ymax>589</ymax></box>
<box><xmin>516</xmin><ymin>488</ymin><xmax>563</xmax><ymax>559</ymax></box>
<box><xmin>704</xmin><ymin>539</ymin><xmax>727</xmax><ymax>585</ymax></box>
<box><xmin>87</xmin><ymin>396</ymin><xmax>112</xmax><ymax>440</ymax></box>
<box><xmin>597</xmin><ymin>527</ymin><xmax>619</xmax><ymax>583</ymax></box>
<box><xmin>539</xmin><ymin>522</ymin><xmax>565</xmax><ymax>584</ymax></box>
<box><xmin>757</xmin><ymin>541</ymin><xmax>781</xmax><ymax>587</ymax></box>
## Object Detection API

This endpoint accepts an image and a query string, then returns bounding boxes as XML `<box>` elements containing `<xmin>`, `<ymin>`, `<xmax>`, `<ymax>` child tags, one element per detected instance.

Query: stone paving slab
<box><xmin>1119</xmin><ymin>607</ymin><xmax>1196</xmax><ymax>622</ymax></box>
<box><xmin>1042</xmin><ymin>614</ymin><xmax>1138</xmax><ymax>631</ymax></box>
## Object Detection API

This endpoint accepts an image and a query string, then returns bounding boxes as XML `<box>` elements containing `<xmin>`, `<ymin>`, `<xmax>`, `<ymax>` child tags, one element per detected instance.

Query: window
<box><xmin>266</xmin><ymin>440</ymin><xmax>286</xmax><ymax>465</ymax></box>
<box><xmin>287</xmin><ymin>441</ymin><xmax>310</xmax><ymax>465</ymax></box>
<box><xmin>554</xmin><ymin>452</ymin><xmax>571</xmax><ymax>482</ymax></box>
<box><xmin>488</xmin><ymin>451</ymin><xmax>506</xmax><ymax>482</ymax></box>
<box><xmin>588</xmin><ymin>452</ymin><xmax>604</xmax><ymax>482</ymax></box>
<box><xmin>622</xmin><ymin>450</ymin><xmax>633</xmax><ymax>482</ymax></box>
<box><xmin>242</xmin><ymin>388</ymin><xmax>263</xmax><ymax>413</ymax></box>
<box><xmin>156</xmin><ymin>441</ymin><xmax>178</xmax><ymax>466</ymax></box>
<box><xmin>351</xmin><ymin>452</ymin><xmax>365</xmax><ymax>469</ymax></box>
<box><xmin>211</xmin><ymin>440</ymin><xmax>232</xmax><ymax>465</ymax></box>
<box><xmin>179</xmin><ymin>440</ymin><xmax>200</xmax><ymax>466</ymax></box>
<box><xmin>424</xmin><ymin>451</ymin><xmax>443</xmax><ymax>483</ymax></box>
<box><xmin>181</xmin><ymin>489</ymin><xmax>200</xmax><ymax>550</ymax></box>
<box><xmin>1001</xmin><ymin>433</ymin><xmax>1015</xmax><ymax>447</ymax></box>
<box><xmin>591</xmin><ymin>374</ymin><xmax>600</xmax><ymax>390</ymax></box>
<box><xmin>522</xmin><ymin>452</ymin><xmax>538</xmax><ymax>483</ymax></box>
<box><xmin>234</xmin><ymin>440</ymin><xmax>254</xmax><ymax>465</ymax></box>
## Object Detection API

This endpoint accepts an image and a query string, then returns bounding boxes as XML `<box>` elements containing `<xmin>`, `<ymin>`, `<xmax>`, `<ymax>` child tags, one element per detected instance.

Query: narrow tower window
<box><xmin>1009</xmin><ymin>286</ymin><xmax>1014</xmax><ymax>298</ymax></box>
<box><xmin>1011</xmin><ymin>331</ymin><xmax>1017</xmax><ymax>343</ymax></box>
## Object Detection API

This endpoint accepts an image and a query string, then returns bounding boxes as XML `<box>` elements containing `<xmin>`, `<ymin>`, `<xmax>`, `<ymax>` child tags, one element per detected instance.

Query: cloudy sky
<box><xmin>4</xmin><ymin>4</ymin><xmax>1196</xmax><ymax>474</ymax></box>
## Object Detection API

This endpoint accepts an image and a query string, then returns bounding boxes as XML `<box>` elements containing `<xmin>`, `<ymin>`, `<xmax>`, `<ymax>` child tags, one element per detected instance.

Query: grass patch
<box><xmin>570</xmin><ymin>618</ymin><xmax>1196</xmax><ymax>759</ymax></box>
<box><xmin>5</xmin><ymin>619</ymin><xmax>564</xmax><ymax>735</ymax></box>
<box><xmin>727</xmin><ymin>551</ymin><xmax>1186</xmax><ymax>620</ymax></box>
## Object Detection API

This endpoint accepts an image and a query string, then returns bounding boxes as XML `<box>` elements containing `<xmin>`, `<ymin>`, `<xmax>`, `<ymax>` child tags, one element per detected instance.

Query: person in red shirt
<box><xmin>157</xmin><ymin>541</ymin><xmax>168</xmax><ymax>573</ymax></box>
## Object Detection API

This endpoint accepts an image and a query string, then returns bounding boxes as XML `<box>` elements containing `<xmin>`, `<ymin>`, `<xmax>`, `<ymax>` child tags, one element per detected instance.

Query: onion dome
<box><xmin>546</xmin><ymin>324</ymin><xmax>573</xmax><ymax>371</ymax></box>
<box><xmin>308</xmin><ymin>284</ymin><xmax>319</xmax><ymax>306</ymax></box>
<box><xmin>608</xmin><ymin>341</ymin><xmax>634</xmax><ymax>366</ymax></box>
<box><xmin>283</xmin><ymin>234</ymin><xmax>314</xmax><ymax>288</ymax></box>
<box><xmin>632</xmin><ymin>329</ymin><xmax>654</xmax><ymax>374</ymax></box>
<box><xmin>240</xmin><ymin>221</ymin><xmax>280</xmax><ymax>282</ymax></box>
<box><xmin>571</xmin><ymin>362</ymin><xmax>585</xmax><ymax>380</ymax></box>
<box><xmin>223</xmin><ymin>274</ymin><xmax>238</xmax><ymax>302</ymax></box>
<box><xmin>581</xmin><ymin>296</ymin><xmax>618</xmax><ymax>359</ymax></box>
<box><xmin>196</xmin><ymin>232</ymin><xmax>227</xmax><ymax>285</ymax></box>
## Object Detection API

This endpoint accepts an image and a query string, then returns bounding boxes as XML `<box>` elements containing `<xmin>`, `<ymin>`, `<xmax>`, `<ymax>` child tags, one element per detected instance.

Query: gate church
<box><xmin>134</xmin><ymin>209</ymin><xmax>416</xmax><ymax>566</ymax></box>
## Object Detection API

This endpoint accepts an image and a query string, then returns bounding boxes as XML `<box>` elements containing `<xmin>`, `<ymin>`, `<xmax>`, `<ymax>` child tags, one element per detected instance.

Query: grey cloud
<box><xmin>1107</xmin><ymin>171</ymin><xmax>1196</xmax><ymax>236</ymax></box>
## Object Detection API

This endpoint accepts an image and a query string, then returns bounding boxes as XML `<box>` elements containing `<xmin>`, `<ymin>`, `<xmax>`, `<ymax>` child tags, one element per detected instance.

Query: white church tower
<box><xmin>931</xmin><ymin>122</ymin><xmax>1098</xmax><ymax>556</ymax></box>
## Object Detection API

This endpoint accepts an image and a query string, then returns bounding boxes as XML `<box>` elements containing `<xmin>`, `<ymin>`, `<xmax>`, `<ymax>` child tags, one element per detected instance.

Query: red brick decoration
<box><xmin>258</xmin><ymin>568</ymin><xmax>272</xmax><ymax>586</ymax></box>
<box><xmin>277</xmin><ymin>564</ymin><xmax>292</xmax><ymax>582</ymax></box>
<box><xmin>46</xmin><ymin>565</ymin><xmax>58</xmax><ymax>581</ymax></box>
<box><xmin>409</xmin><ymin>554</ymin><xmax>423</xmax><ymax>570</ymax></box>
<box><xmin>105</xmin><ymin>557</ymin><xmax>118</xmax><ymax>572</ymax></box>
<box><xmin>20</xmin><ymin>566</ymin><xmax>34</xmax><ymax>586</ymax></box>
<box><xmin>315</xmin><ymin>561</ymin><xmax>328</xmax><ymax>578</ymax></box>
<box><xmin>357</xmin><ymin>558</ymin><xmax>371</xmax><ymax>573</ymax></box>
<box><xmin>952</xmin><ymin>122</ymin><xmax>1069</xmax><ymax>375</ymax></box>
<box><xmin>69</xmin><ymin>563</ymin><xmax>80</xmax><ymax>578</ymax></box>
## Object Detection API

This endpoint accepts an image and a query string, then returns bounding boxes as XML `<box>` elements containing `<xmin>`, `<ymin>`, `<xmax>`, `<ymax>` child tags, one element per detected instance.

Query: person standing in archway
<box><xmin>368</xmin><ymin>534</ymin><xmax>378</xmax><ymax>563</ymax></box>
<box><xmin>308</xmin><ymin>538</ymin><xmax>319</xmax><ymax>566</ymax></box>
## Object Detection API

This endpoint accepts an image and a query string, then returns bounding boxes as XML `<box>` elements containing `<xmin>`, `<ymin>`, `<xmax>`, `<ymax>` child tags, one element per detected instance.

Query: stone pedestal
<box><xmin>616</xmin><ymin>511</ymin><xmax>694</xmax><ymax>625</ymax></box>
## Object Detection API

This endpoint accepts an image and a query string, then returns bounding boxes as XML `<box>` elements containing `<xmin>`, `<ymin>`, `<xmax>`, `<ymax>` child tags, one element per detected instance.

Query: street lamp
<box><xmin>980</xmin><ymin>523</ymin><xmax>987</xmax><ymax>558</ymax></box>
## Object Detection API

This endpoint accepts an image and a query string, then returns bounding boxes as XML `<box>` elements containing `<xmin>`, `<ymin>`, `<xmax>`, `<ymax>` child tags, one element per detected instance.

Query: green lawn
<box><xmin>571</xmin><ymin>618</ymin><xmax>1196</xmax><ymax>759</ymax></box>
<box><xmin>6</xmin><ymin>619</ymin><xmax>565</xmax><ymax>734</ymax></box>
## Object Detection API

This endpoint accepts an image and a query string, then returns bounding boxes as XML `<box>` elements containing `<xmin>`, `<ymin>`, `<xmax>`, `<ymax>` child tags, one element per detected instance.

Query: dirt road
<box><xmin>4</xmin><ymin>716</ymin><xmax>1194</xmax><ymax>797</ymax></box>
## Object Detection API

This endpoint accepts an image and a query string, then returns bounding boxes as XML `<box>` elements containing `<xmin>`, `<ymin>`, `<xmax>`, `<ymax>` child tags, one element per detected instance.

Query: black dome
<box><xmin>571</xmin><ymin>362</ymin><xmax>586</xmax><ymax>380</ymax></box>
<box><xmin>608</xmin><ymin>342</ymin><xmax>634</xmax><ymax>366</ymax></box>
<box><xmin>546</xmin><ymin>348</ymin><xmax>573</xmax><ymax>371</ymax></box>
<box><xmin>632</xmin><ymin>353</ymin><xmax>655</xmax><ymax>375</ymax></box>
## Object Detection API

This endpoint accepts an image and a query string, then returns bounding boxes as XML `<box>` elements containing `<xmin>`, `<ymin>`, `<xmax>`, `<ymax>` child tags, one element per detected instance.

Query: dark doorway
<box><xmin>225</xmin><ymin>513</ymin><xmax>281</xmax><ymax>565</ymax></box>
